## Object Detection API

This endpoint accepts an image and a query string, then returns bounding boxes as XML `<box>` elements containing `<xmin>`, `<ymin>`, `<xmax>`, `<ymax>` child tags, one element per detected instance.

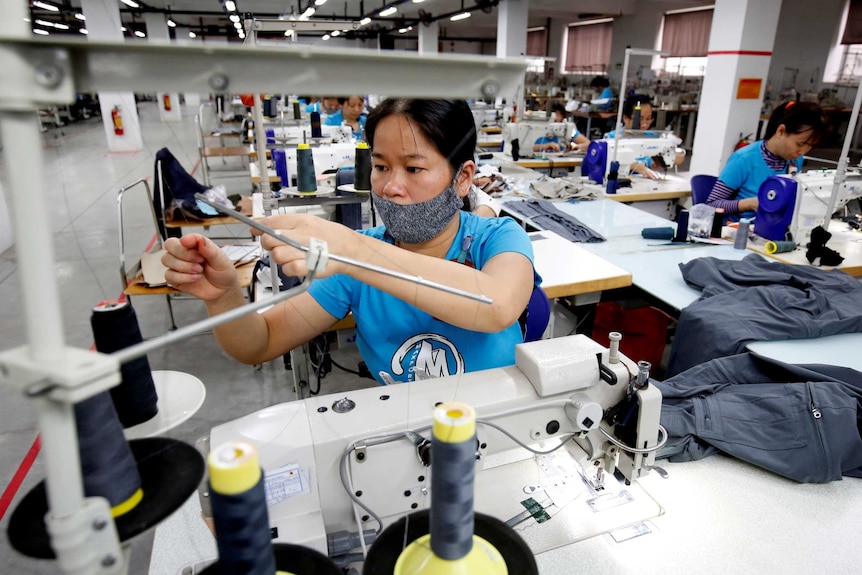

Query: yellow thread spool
<box><xmin>207</xmin><ymin>441</ymin><xmax>261</xmax><ymax>495</ymax></box>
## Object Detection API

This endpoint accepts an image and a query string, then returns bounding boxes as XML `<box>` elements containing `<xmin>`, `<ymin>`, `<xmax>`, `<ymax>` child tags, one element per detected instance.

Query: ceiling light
<box><xmin>79</xmin><ymin>28</ymin><xmax>88</xmax><ymax>34</ymax></box>
<box><xmin>238</xmin><ymin>31</ymin><xmax>245</xmax><ymax>38</ymax></box>
<box><xmin>398</xmin><ymin>27</ymin><xmax>408</xmax><ymax>33</ymax></box>
<box><xmin>224</xmin><ymin>1</ymin><xmax>236</xmax><ymax>11</ymax></box>
<box><xmin>121</xmin><ymin>26</ymin><xmax>127</xmax><ymax>31</ymax></box>
<box><xmin>33</xmin><ymin>1</ymin><xmax>59</xmax><ymax>11</ymax></box>
<box><xmin>229</xmin><ymin>14</ymin><xmax>240</xmax><ymax>23</ymax></box>
<box><xmin>301</xmin><ymin>7</ymin><xmax>315</xmax><ymax>19</ymax></box>
<box><xmin>189</xmin><ymin>31</ymin><xmax>196</xmax><ymax>38</ymax></box>
<box><xmin>413</xmin><ymin>0</ymin><xmax>425</xmax><ymax>3</ymax></box>
<box><xmin>134</xmin><ymin>30</ymin><xmax>145</xmax><ymax>37</ymax></box>
<box><xmin>379</xmin><ymin>6</ymin><xmax>397</xmax><ymax>17</ymax></box>
<box><xmin>120</xmin><ymin>0</ymin><xmax>140</xmax><ymax>8</ymax></box>
<box><xmin>284</xmin><ymin>29</ymin><xmax>293</xmax><ymax>36</ymax></box>
<box><xmin>331</xmin><ymin>30</ymin><xmax>340</xmax><ymax>36</ymax></box>
<box><xmin>54</xmin><ymin>22</ymin><xmax>69</xmax><ymax>30</ymax></box>
<box><xmin>322</xmin><ymin>34</ymin><xmax>331</xmax><ymax>40</ymax></box>
<box><xmin>450</xmin><ymin>12</ymin><xmax>471</xmax><ymax>21</ymax></box>
<box><xmin>35</xmin><ymin>19</ymin><xmax>54</xmax><ymax>27</ymax></box>
<box><xmin>234</xmin><ymin>21</ymin><xmax>243</xmax><ymax>29</ymax></box>
<box><xmin>359</xmin><ymin>17</ymin><xmax>371</xmax><ymax>26</ymax></box>
<box><xmin>34</xmin><ymin>28</ymin><xmax>49</xmax><ymax>35</ymax></box>
<box><xmin>314</xmin><ymin>0</ymin><xmax>327</xmax><ymax>5</ymax></box>
<box><xmin>74</xmin><ymin>13</ymin><xmax>85</xmax><ymax>20</ymax></box>
<box><xmin>167</xmin><ymin>19</ymin><xmax>176</xmax><ymax>27</ymax></box>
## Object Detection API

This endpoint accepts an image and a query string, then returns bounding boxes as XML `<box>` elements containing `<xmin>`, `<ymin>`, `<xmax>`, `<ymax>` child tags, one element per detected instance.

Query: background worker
<box><xmin>324</xmin><ymin>95</ymin><xmax>367</xmax><ymax>139</ymax></box>
<box><xmin>605</xmin><ymin>94</ymin><xmax>685</xmax><ymax>179</ymax></box>
<box><xmin>162</xmin><ymin>98</ymin><xmax>539</xmax><ymax>385</ymax></box>
<box><xmin>706</xmin><ymin>101</ymin><xmax>828</xmax><ymax>221</ymax></box>
<box><xmin>533</xmin><ymin>102</ymin><xmax>591</xmax><ymax>154</ymax></box>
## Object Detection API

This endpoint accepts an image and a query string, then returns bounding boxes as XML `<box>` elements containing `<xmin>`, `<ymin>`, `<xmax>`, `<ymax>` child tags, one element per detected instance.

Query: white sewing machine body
<box><xmin>582</xmin><ymin>133</ymin><xmax>683</xmax><ymax>184</ymax></box>
<box><xmin>756</xmin><ymin>170</ymin><xmax>862</xmax><ymax>243</ymax></box>
<box><xmin>502</xmin><ymin>121</ymin><xmax>577</xmax><ymax>158</ymax></box>
<box><xmin>209</xmin><ymin>334</ymin><xmax>662</xmax><ymax>558</ymax></box>
<box><xmin>282</xmin><ymin>142</ymin><xmax>356</xmax><ymax>183</ymax></box>
<box><xmin>265</xmin><ymin>124</ymin><xmax>356</xmax><ymax>146</ymax></box>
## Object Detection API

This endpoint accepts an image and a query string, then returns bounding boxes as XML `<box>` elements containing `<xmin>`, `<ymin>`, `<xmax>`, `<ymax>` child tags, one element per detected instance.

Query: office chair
<box><xmin>521</xmin><ymin>286</ymin><xmax>552</xmax><ymax>342</ymax></box>
<box><xmin>690</xmin><ymin>174</ymin><xmax>718</xmax><ymax>205</ymax></box>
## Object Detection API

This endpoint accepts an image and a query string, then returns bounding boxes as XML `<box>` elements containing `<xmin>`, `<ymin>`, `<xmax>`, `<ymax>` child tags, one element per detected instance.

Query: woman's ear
<box><xmin>456</xmin><ymin>161</ymin><xmax>477</xmax><ymax>197</ymax></box>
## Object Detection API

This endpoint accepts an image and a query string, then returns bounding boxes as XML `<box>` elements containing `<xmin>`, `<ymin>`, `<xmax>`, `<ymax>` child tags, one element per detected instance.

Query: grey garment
<box><xmin>502</xmin><ymin>198</ymin><xmax>606</xmax><ymax>243</ymax></box>
<box><xmin>654</xmin><ymin>353</ymin><xmax>862</xmax><ymax>483</ymax></box>
<box><xmin>666</xmin><ymin>254</ymin><xmax>862</xmax><ymax>376</ymax></box>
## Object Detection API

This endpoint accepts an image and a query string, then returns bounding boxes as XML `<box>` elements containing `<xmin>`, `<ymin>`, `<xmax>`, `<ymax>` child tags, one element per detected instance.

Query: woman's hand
<box><xmin>254</xmin><ymin>214</ymin><xmax>357</xmax><ymax>277</ymax></box>
<box><xmin>632</xmin><ymin>162</ymin><xmax>659</xmax><ymax>180</ymax></box>
<box><xmin>161</xmin><ymin>234</ymin><xmax>241</xmax><ymax>301</ymax></box>
<box><xmin>738</xmin><ymin>197</ymin><xmax>759</xmax><ymax>212</ymax></box>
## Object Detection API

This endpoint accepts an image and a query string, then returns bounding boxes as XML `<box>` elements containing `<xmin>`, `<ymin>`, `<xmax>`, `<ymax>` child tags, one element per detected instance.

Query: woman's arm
<box><xmin>260</xmin><ymin>215</ymin><xmax>535</xmax><ymax>334</ymax></box>
<box><xmin>706</xmin><ymin>179</ymin><xmax>754</xmax><ymax>214</ymax></box>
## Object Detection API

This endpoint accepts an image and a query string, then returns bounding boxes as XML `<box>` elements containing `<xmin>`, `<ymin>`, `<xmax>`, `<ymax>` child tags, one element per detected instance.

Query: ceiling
<box><xmin>28</xmin><ymin>0</ymin><xmax>713</xmax><ymax>43</ymax></box>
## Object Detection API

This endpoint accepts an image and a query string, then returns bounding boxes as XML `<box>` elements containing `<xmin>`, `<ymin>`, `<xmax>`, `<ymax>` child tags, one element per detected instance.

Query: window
<box><xmin>563</xmin><ymin>20</ymin><xmax>612</xmax><ymax>74</ymax></box>
<box><xmin>826</xmin><ymin>0</ymin><xmax>862</xmax><ymax>84</ymax></box>
<box><xmin>653</xmin><ymin>7</ymin><xmax>713</xmax><ymax>77</ymax></box>
<box><xmin>527</xmin><ymin>27</ymin><xmax>547</xmax><ymax>57</ymax></box>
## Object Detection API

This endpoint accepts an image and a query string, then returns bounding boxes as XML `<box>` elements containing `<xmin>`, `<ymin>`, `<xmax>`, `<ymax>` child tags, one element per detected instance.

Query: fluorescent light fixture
<box><xmin>121</xmin><ymin>26</ymin><xmax>127</xmax><ymax>31</ymax></box>
<box><xmin>53</xmin><ymin>22</ymin><xmax>69</xmax><ymax>30</ymax></box>
<box><xmin>379</xmin><ymin>6</ymin><xmax>397</xmax><ymax>17</ymax></box>
<box><xmin>398</xmin><ymin>27</ymin><xmax>408</xmax><ymax>33</ymax></box>
<box><xmin>284</xmin><ymin>29</ymin><xmax>293</xmax><ymax>36</ymax></box>
<box><xmin>34</xmin><ymin>28</ymin><xmax>49</xmax><ymax>35</ymax></box>
<box><xmin>322</xmin><ymin>34</ymin><xmax>331</xmax><ymax>40</ymax></box>
<box><xmin>413</xmin><ymin>0</ymin><xmax>425</xmax><ymax>3</ymax></box>
<box><xmin>229</xmin><ymin>14</ymin><xmax>240</xmax><ymax>22</ymax></box>
<box><xmin>331</xmin><ymin>30</ymin><xmax>340</xmax><ymax>36</ymax></box>
<box><xmin>189</xmin><ymin>31</ymin><xmax>196</xmax><ymax>38</ymax></box>
<box><xmin>120</xmin><ymin>0</ymin><xmax>140</xmax><ymax>8</ymax></box>
<box><xmin>167</xmin><ymin>19</ymin><xmax>176</xmax><ymax>27</ymax></box>
<box><xmin>238</xmin><ymin>31</ymin><xmax>245</xmax><ymax>38</ymax></box>
<box><xmin>224</xmin><ymin>1</ymin><xmax>236</xmax><ymax>11</ymax></box>
<box><xmin>450</xmin><ymin>11</ymin><xmax>471</xmax><ymax>21</ymax></box>
<box><xmin>234</xmin><ymin>21</ymin><xmax>243</xmax><ymax>29</ymax></box>
<box><xmin>33</xmin><ymin>1</ymin><xmax>59</xmax><ymax>11</ymax></box>
<box><xmin>314</xmin><ymin>0</ymin><xmax>328</xmax><ymax>5</ymax></box>
<box><xmin>134</xmin><ymin>30</ymin><xmax>145</xmax><ymax>37</ymax></box>
<box><xmin>360</xmin><ymin>17</ymin><xmax>371</xmax><ymax>26</ymax></box>
<box><xmin>35</xmin><ymin>19</ymin><xmax>54</xmax><ymax>27</ymax></box>
<box><xmin>301</xmin><ymin>7</ymin><xmax>315</xmax><ymax>19</ymax></box>
<box><xmin>79</xmin><ymin>28</ymin><xmax>88</xmax><ymax>34</ymax></box>
<box><xmin>74</xmin><ymin>13</ymin><xmax>85</xmax><ymax>20</ymax></box>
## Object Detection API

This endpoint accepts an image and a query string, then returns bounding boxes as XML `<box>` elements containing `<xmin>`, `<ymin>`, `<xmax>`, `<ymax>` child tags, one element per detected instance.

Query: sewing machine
<box><xmin>265</xmin><ymin>124</ymin><xmax>356</xmax><ymax>145</ymax></box>
<box><xmin>280</xmin><ymin>143</ymin><xmax>356</xmax><ymax>186</ymax></box>
<box><xmin>756</xmin><ymin>169</ymin><xmax>862</xmax><ymax>244</ymax></box>
<box><xmin>208</xmin><ymin>334</ymin><xmax>663</xmax><ymax>558</ymax></box>
<box><xmin>502</xmin><ymin>121</ymin><xmax>576</xmax><ymax>159</ymax></box>
<box><xmin>581</xmin><ymin>133</ymin><xmax>683</xmax><ymax>184</ymax></box>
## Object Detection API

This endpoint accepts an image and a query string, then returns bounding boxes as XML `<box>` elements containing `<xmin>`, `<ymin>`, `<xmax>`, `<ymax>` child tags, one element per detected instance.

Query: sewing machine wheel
<box><xmin>362</xmin><ymin>510</ymin><xmax>538</xmax><ymax>575</ymax></box>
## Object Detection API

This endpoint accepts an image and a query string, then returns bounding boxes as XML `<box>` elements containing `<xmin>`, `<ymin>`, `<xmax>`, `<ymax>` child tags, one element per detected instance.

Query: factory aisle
<box><xmin>0</xmin><ymin>101</ymin><xmax>369</xmax><ymax>574</ymax></box>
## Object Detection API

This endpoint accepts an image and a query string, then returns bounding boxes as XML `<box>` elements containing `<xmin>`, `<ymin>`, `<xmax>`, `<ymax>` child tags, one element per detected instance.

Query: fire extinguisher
<box><xmin>163</xmin><ymin>93</ymin><xmax>171</xmax><ymax>111</ymax></box>
<box><xmin>111</xmin><ymin>106</ymin><xmax>124</xmax><ymax>136</ymax></box>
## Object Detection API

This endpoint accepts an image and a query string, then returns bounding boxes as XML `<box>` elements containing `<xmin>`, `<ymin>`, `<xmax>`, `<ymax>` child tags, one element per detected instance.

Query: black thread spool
<box><xmin>296</xmin><ymin>142</ymin><xmax>318</xmax><ymax>193</ymax></box>
<box><xmin>310</xmin><ymin>111</ymin><xmax>322</xmax><ymax>138</ymax></box>
<box><xmin>91</xmin><ymin>301</ymin><xmax>158</xmax><ymax>428</ymax></box>
<box><xmin>674</xmin><ymin>209</ymin><xmax>689</xmax><ymax>242</ymax></box>
<box><xmin>354</xmin><ymin>141</ymin><xmax>372</xmax><ymax>192</ymax></box>
<box><xmin>292</xmin><ymin>99</ymin><xmax>301</xmax><ymax>120</ymax></box>
<box><xmin>710</xmin><ymin>208</ymin><xmax>725</xmax><ymax>238</ymax></box>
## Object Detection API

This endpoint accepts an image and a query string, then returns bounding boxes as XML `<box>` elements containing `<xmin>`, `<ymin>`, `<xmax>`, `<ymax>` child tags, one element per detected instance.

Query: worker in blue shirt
<box><xmin>590</xmin><ymin>76</ymin><xmax>613</xmax><ymax>110</ymax></box>
<box><xmin>324</xmin><ymin>96</ymin><xmax>367</xmax><ymax>140</ymax></box>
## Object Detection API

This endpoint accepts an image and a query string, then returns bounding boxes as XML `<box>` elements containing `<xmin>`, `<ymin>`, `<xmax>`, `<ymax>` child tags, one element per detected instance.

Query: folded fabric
<box><xmin>529</xmin><ymin>177</ymin><xmax>594</xmax><ymax>200</ymax></box>
<box><xmin>503</xmin><ymin>198</ymin><xmax>605</xmax><ymax>243</ymax></box>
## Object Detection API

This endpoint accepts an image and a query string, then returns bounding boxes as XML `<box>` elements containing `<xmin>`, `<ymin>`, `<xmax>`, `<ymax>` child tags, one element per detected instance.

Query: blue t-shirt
<box><xmin>719</xmin><ymin>140</ymin><xmax>803</xmax><ymax>221</ymax></box>
<box><xmin>324</xmin><ymin>110</ymin><xmax>367</xmax><ymax>136</ymax></box>
<box><xmin>593</xmin><ymin>87</ymin><xmax>613</xmax><ymax>110</ymax></box>
<box><xmin>603</xmin><ymin>129</ymin><xmax>659</xmax><ymax>168</ymax></box>
<box><xmin>308</xmin><ymin>212</ymin><xmax>540</xmax><ymax>385</ymax></box>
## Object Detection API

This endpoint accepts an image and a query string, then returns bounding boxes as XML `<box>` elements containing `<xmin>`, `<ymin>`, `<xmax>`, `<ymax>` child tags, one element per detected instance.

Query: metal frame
<box><xmin>0</xmin><ymin>20</ymin><xmax>526</xmax><ymax>575</ymax></box>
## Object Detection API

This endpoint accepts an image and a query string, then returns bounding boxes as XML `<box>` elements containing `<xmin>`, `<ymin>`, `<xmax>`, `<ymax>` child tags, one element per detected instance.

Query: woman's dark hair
<box><xmin>622</xmin><ymin>94</ymin><xmax>652</xmax><ymax>119</ymax></box>
<box><xmin>764</xmin><ymin>101</ymin><xmax>828</xmax><ymax>144</ymax></box>
<box><xmin>590</xmin><ymin>76</ymin><xmax>610</xmax><ymax>89</ymax></box>
<box><xmin>551</xmin><ymin>102</ymin><xmax>567</xmax><ymax>116</ymax></box>
<box><xmin>365</xmin><ymin>99</ymin><xmax>477</xmax><ymax>173</ymax></box>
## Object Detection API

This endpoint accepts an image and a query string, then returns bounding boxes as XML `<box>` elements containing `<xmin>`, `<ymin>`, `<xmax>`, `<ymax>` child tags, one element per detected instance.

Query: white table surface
<box><xmin>747</xmin><ymin>332</ymin><xmax>862</xmax><ymax>372</ymax></box>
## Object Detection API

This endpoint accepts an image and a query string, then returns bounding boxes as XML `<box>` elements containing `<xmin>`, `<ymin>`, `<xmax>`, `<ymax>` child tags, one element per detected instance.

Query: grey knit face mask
<box><xmin>373</xmin><ymin>166</ymin><xmax>464</xmax><ymax>244</ymax></box>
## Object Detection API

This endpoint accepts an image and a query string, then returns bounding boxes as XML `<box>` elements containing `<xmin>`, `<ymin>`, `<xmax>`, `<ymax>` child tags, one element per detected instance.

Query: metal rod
<box><xmin>823</xmin><ymin>82</ymin><xmax>862</xmax><ymax>227</ymax></box>
<box><xmin>193</xmin><ymin>194</ymin><xmax>494</xmax><ymax>304</ymax></box>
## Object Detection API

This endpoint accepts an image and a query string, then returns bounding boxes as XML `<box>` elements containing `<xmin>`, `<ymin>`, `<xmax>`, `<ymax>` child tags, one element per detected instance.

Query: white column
<box><xmin>690</xmin><ymin>0</ymin><xmax>783</xmax><ymax>176</ymax></box>
<box><xmin>81</xmin><ymin>0</ymin><xmax>143</xmax><ymax>152</ymax></box>
<box><xmin>496</xmin><ymin>0</ymin><xmax>529</xmax><ymax>113</ymax></box>
<box><xmin>0</xmin><ymin>2</ymin><xmax>25</xmax><ymax>253</ymax></box>
<box><xmin>144</xmin><ymin>12</ymin><xmax>182</xmax><ymax>122</ymax></box>
<box><xmin>418</xmin><ymin>21</ymin><xmax>439</xmax><ymax>55</ymax></box>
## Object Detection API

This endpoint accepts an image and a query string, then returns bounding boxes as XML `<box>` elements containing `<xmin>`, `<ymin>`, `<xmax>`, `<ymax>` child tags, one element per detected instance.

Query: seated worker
<box><xmin>162</xmin><ymin>98</ymin><xmax>539</xmax><ymax>385</ymax></box>
<box><xmin>324</xmin><ymin>95</ymin><xmax>367</xmax><ymax>139</ymax></box>
<box><xmin>590</xmin><ymin>76</ymin><xmax>613</xmax><ymax>110</ymax></box>
<box><xmin>707</xmin><ymin>101</ymin><xmax>827</xmax><ymax>221</ymax></box>
<box><xmin>605</xmin><ymin>94</ymin><xmax>685</xmax><ymax>179</ymax></box>
<box><xmin>532</xmin><ymin>103</ymin><xmax>591</xmax><ymax>154</ymax></box>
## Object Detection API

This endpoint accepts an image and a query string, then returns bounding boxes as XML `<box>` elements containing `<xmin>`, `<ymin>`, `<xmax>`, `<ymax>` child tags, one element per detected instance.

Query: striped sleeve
<box><xmin>706</xmin><ymin>179</ymin><xmax>743</xmax><ymax>214</ymax></box>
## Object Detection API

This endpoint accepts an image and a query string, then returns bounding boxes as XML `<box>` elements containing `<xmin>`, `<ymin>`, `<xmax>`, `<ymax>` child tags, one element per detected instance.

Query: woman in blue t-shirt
<box><xmin>161</xmin><ymin>99</ymin><xmax>539</xmax><ymax>385</ymax></box>
<box><xmin>706</xmin><ymin>101</ymin><xmax>827</xmax><ymax>220</ymax></box>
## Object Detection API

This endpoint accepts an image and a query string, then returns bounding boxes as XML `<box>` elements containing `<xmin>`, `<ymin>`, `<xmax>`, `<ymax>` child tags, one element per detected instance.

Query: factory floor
<box><xmin>0</xmin><ymin>102</ymin><xmax>584</xmax><ymax>574</ymax></box>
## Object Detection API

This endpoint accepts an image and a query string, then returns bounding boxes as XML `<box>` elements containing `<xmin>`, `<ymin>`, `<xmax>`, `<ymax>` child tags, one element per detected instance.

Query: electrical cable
<box><xmin>330</xmin><ymin>358</ymin><xmax>361</xmax><ymax>376</ymax></box>
<box><xmin>476</xmin><ymin>419</ymin><xmax>577</xmax><ymax>455</ymax></box>
<box><xmin>599</xmin><ymin>424</ymin><xmax>668</xmax><ymax>454</ymax></box>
